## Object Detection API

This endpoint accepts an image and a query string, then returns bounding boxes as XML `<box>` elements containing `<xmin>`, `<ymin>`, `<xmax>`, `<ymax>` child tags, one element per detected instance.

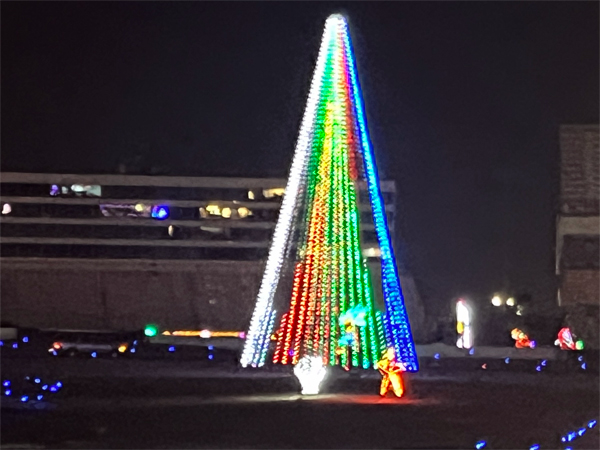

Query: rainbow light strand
<box><xmin>241</xmin><ymin>14</ymin><xmax>418</xmax><ymax>371</ymax></box>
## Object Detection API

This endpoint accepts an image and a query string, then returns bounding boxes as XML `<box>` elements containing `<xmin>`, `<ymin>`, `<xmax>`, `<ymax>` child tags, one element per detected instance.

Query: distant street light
<box><xmin>491</xmin><ymin>296</ymin><xmax>503</xmax><ymax>307</ymax></box>
<box><xmin>506</xmin><ymin>297</ymin><xmax>516</xmax><ymax>307</ymax></box>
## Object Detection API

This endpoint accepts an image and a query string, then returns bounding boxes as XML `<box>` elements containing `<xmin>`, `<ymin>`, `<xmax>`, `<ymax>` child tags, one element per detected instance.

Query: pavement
<box><xmin>2</xmin><ymin>354</ymin><xmax>599</xmax><ymax>449</ymax></box>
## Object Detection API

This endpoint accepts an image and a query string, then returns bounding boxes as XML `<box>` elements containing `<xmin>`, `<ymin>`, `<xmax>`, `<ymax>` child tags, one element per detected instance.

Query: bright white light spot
<box><xmin>506</xmin><ymin>297</ymin><xmax>516</xmax><ymax>307</ymax></box>
<box><xmin>168</xmin><ymin>225</ymin><xmax>174</xmax><ymax>237</ymax></box>
<box><xmin>362</xmin><ymin>247</ymin><xmax>381</xmax><ymax>258</ymax></box>
<box><xmin>491</xmin><ymin>296</ymin><xmax>503</xmax><ymax>307</ymax></box>
<box><xmin>294</xmin><ymin>356</ymin><xmax>327</xmax><ymax>395</ymax></box>
<box><xmin>2</xmin><ymin>204</ymin><xmax>11</xmax><ymax>215</ymax></box>
<box><xmin>262</xmin><ymin>188</ymin><xmax>285</xmax><ymax>199</ymax></box>
<box><xmin>206</xmin><ymin>205</ymin><xmax>221</xmax><ymax>216</ymax></box>
<box><xmin>456</xmin><ymin>299</ymin><xmax>473</xmax><ymax>349</ymax></box>
<box><xmin>199</xmin><ymin>330</ymin><xmax>211</xmax><ymax>338</ymax></box>
<box><xmin>238</xmin><ymin>207</ymin><xmax>250</xmax><ymax>218</ymax></box>
<box><xmin>247</xmin><ymin>190</ymin><xmax>255</xmax><ymax>200</ymax></box>
<box><xmin>221</xmin><ymin>207</ymin><xmax>232</xmax><ymax>218</ymax></box>
<box><xmin>135</xmin><ymin>203</ymin><xmax>145</xmax><ymax>212</ymax></box>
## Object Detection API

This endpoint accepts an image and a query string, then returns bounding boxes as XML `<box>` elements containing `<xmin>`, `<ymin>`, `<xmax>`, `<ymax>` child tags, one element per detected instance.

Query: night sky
<box><xmin>2</xmin><ymin>2</ymin><xmax>599</xmax><ymax>315</ymax></box>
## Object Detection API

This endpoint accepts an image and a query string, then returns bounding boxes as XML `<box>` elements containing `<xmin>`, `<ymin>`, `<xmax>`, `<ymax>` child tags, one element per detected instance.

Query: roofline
<box><xmin>0</xmin><ymin>172</ymin><xmax>396</xmax><ymax>191</ymax></box>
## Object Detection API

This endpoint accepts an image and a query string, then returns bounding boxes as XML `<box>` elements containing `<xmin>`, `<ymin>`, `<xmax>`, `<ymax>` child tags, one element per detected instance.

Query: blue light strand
<box><xmin>474</xmin><ymin>417</ymin><xmax>598</xmax><ymax>449</ymax></box>
<box><xmin>339</xmin><ymin>18</ymin><xmax>418</xmax><ymax>371</ymax></box>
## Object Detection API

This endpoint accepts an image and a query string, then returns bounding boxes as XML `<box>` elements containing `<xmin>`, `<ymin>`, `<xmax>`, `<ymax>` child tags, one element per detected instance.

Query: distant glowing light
<box><xmin>247</xmin><ymin>190</ymin><xmax>255</xmax><ymax>200</ymax></box>
<box><xmin>588</xmin><ymin>420</ymin><xmax>597</xmax><ymax>428</ymax></box>
<box><xmin>506</xmin><ymin>297</ymin><xmax>516</xmax><ymax>307</ymax></box>
<box><xmin>199</xmin><ymin>330</ymin><xmax>211</xmax><ymax>338</ymax></box>
<box><xmin>144</xmin><ymin>324</ymin><xmax>159</xmax><ymax>337</ymax></box>
<box><xmin>529</xmin><ymin>444</ymin><xmax>540</xmax><ymax>450</ymax></box>
<box><xmin>118</xmin><ymin>344</ymin><xmax>128</xmax><ymax>353</ymax></box>
<box><xmin>491</xmin><ymin>296</ymin><xmax>502</xmax><ymax>307</ymax></box>
<box><xmin>221</xmin><ymin>207</ymin><xmax>232</xmax><ymax>218</ymax></box>
<box><xmin>50</xmin><ymin>184</ymin><xmax>60</xmax><ymax>196</ymax></box>
<box><xmin>37</xmin><ymin>394</ymin><xmax>44</xmax><ymax>401</ymax></box>
<box><xmin>135</xmin><ymin>203</ymin><xmax>145</xmax><ymax>212</ymax></box>
<box><xmin>2</xmin><ymin>203</ymin><xmax>11</xmax><ymax>215</ymax></box>
<box><xmin>22</xmin><ymin>336</ymin><xmax>29</xmax><ymax>343</ymax></box>
<box><xmin>475</xmin><ymin>441</ymin><xmax>487</xmax><ymax>449</ymax></box>
<box><xmin>505</xmin><ymin>358</ymin><xmax>510</xmax><ymax>364</ymax></box>
<box><xmin>456</xmin><ymin>299</ymin><xmax>473</xmax><ymax>349</ymax></box>
<box><xmin>434</xmin><ymin>353</ymin><xmax>440</xmax><ymax>360</ymax></box>
<box><xmin>151</xmin><ymin>205</ymin><xmax>169</xmax><ymax>220</ymax></box>
<box><xmin>91</xmin><ymin>352</ymin><xmax>97</xmax><ymax>358</ymax></box>
<box><xmin>575</xmin><ymin>340</ymin><xmax>584</xmax><ymax>350</ymax></box>
<box><xmin>34</xmin><ymin>378</ymin><xmax>41</xmax><ymax>383</ymax></box>
<box><xmin>262</xmin><ymin>187</ymin><xmax>285</xmax><ymax>198</ymax></box>
<box><xmin>3</xmin><ymin>380</ymin><xmax>10</xmax><ymax>387</ymax></box>
<box><xmin>21</xmin><ymin>395</ymin><xmax>29</xmax><ymax>402</ymax></box>
<box><xmin>294</xmin><ymin>356</ymin><xmax>327</xmax><ymax>395</ymax></box>
<box><xmin>238</xmin><ymin>207</ymin><xmax>250</xmax><ymax>218</ymax></box>
<box><xmin>4</xmin><ymin>390</ymin><xmax>11</xmax><ymax>396</ymax></box>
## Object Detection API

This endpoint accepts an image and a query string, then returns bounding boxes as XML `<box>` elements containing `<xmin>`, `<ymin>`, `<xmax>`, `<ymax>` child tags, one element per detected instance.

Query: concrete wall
<box><xmin>1</xmin><ymin>258</ymin><xmax>425</xmax><ymax>337</ymax></box>
<box><xmin>1</xmin><ymin>258</ymin><xmax>263</xmax><ymax>331</ymax></box>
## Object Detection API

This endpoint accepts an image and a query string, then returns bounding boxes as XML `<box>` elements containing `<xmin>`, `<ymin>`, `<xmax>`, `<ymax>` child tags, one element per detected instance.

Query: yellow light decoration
<box><xmin>376</xmin><ymin>347</ymin><xmax>406</xmax><ymax>398</ymax></box>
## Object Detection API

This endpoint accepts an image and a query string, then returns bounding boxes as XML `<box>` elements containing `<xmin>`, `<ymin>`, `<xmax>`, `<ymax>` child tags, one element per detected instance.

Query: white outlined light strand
<box><xmin>240</xmin><ymin>17</ymin><xmax>342</xmax><ymax>367</ymax></box>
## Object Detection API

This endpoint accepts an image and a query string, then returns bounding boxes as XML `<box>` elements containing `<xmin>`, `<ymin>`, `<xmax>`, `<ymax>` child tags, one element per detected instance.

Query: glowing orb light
<box><xmin>151</xmin><ymin>205</ymin><xmax>170</xmax><ymax>220</ymax></box>
<box><xmin>144</xmin><ymin>324</ymin><xmax>159</xmax><ymax>337</ymax></box>
<box><xmin>294</xmin><ymin>355</ymin><xmax>327</xmax><ymax>395</ymax></box>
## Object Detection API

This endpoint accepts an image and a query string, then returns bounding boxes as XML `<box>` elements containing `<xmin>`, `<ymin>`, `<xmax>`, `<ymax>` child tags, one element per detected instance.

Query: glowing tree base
<box><xmin>294</xmin><ymin>356</ymin><xmax>327</xmax><ymax>395</ymax></box>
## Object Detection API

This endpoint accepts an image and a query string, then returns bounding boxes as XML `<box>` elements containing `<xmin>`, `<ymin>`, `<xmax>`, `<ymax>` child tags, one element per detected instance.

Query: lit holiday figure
<box><xmin>511</xmin><ymin>328</ymin><xmax>536</xmax><ymax>349</ymax></box>
<box><xmin>377</xmin><ymin>347</ymin><xmax>406</xmax><ymax>398</ymax></box>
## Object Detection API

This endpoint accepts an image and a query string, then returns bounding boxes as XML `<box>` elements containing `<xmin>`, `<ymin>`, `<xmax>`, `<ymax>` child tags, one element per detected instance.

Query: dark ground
<box><xmin>2</xmin><ymin>351</ymin><xmax>599</xmax><ymax>449</ymax></box>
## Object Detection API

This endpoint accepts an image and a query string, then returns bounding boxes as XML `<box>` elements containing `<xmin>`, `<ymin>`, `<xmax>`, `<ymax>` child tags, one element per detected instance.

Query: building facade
<box><xmin>1</xmin><ymin>172</ymin><xmax>423</xmax><ymax>334</ymax></box>
<box><xmin>556</xmin><ymin>125</ymin><xmax>599</xmax><ymax>306</ymax></box>
<box><xmin>555</xmin><ymin>125</ymin><xmax>599</xmax><ymax>348</ymax></box>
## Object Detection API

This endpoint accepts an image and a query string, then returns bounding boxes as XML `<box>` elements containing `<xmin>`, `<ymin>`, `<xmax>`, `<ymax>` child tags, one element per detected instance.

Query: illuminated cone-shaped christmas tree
<box><xmin>241</xmin><ymin>14</ymin><xmax>418</xmax><ymax>371</ymax></box>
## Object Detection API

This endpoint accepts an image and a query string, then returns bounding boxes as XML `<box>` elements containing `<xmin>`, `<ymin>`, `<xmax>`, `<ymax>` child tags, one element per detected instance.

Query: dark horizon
<box><xmin>2</xmin><ymin>2</ymin><xmax>599</xmax><ymax>316</ymax></box>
